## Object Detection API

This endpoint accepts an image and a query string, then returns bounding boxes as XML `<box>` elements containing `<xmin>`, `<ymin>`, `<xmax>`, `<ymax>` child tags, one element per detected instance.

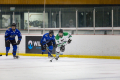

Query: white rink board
<box><xmin>0</xmin><ymin>35</ymin><xmax>120</xmax><ymax>56</ymax></box>
<box><xmin>0</xmin><ymin>35</ymin><xmax>25</xmax><ymax>53</ymax></box>
<box><xmin>65</xmin><ymin>35</ymin><xmax>120</xmax><ymax>56</ymax></box>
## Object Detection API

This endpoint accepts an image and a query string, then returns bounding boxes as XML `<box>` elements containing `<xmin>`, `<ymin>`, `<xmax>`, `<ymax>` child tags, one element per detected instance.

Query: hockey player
<box><xmin>55</xmin><ymin>29</ymin><xmax>72</xmax><ymax>60</ymax></box>
<box><xmin>5</xmin><ymin>23</ymin><xmax>22</xmax><ymax>59</ymax></box>
<box><xmin>40</xmin><ymin>30</ymin><xmax>56</xmax><ymax>57</ymax></box>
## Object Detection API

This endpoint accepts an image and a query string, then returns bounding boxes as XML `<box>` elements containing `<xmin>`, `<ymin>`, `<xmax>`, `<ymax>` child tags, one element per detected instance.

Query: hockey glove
<box><xmin>6</xmin><ymin>40</ymin><xmax>10</xmax><ymax>42</ymax></box>
<box><xmin>53</xmin><ymin>44</ymin><xmax>57</xmax><ymax>48</ymax></box>
<box><xmin>68</xmin><ymin>39</ymin><xmax>72</xmax><ymax>44</ymax></box>
<box><xmin>43</xmin><ymin>45</ymin><xmax>46</xmax><ymax>49</ymax></box>
<box><xmin>17</xmin><ymin>40</ymin><xmax>21</xmax><ymax>45</ymax></box>
<box><xmin>6</xmin><ymin>40</ymin><xmax>10</xmax><ymax>45</ymax></box>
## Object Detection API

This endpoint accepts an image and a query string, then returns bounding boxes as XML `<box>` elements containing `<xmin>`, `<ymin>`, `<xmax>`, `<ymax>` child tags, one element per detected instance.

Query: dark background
<box><xmin>26</xmin><ymin>36</ymin><xmax>55</xmax><ymax>54</ymax></box>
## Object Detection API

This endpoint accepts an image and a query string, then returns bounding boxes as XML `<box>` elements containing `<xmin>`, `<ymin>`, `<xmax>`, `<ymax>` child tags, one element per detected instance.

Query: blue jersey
<box><xmin>41</xmin><ymin>33</ymin><xmax>55</xmax><ymax>45</ymax></box>
<box><xmin>5</xmin><ymin>28</ymin><xmax>22</xmax><ymax>41</ymax></box>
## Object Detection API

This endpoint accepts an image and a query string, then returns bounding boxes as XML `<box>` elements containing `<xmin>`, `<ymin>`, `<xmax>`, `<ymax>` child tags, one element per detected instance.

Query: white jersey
<box><xmin>55</xmin><ymin>32</ymin><xmax>72</xmax><ymax>45</ymax></box>
<box><xmin>55</xmin><ymin>32</ymin><xmax>72</xmax><ymax>55</ymax></box>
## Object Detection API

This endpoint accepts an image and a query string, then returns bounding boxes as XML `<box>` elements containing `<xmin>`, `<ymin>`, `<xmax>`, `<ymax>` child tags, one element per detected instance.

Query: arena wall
<box><xmin>0</xmin><ymin>35</ymin><xmax>120</xmax><ymax>59</ymax></box>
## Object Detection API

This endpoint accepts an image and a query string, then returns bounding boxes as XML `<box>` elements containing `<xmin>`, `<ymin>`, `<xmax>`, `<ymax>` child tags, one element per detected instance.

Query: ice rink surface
<box><xmin>0</xmin><ymin>56</ymin><xmax>120</xmax><ymax>80</ymax></box>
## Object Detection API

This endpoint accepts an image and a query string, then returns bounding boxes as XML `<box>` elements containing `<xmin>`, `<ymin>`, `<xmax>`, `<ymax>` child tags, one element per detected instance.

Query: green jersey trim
<box><xmin>55</xmin><ymin>34</ymin><xmax>59</xmax><ymax>40</ymax></box>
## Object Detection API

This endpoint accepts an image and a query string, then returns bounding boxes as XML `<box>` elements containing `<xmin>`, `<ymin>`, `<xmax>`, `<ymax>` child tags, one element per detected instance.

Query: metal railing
<box><xmin>0</xmin><ymin>7</ymin><xmax>120</xmax><ymax>35</ymax></box>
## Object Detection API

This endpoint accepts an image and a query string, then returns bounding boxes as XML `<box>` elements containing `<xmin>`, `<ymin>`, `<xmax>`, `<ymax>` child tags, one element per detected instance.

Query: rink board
<box><xmin>1</xmin><ymin>35</ymin><xmax>120</xmax><ymax>59</ymax></box>
<box><xmin>1</xmin><ymin>53</ymin><xmax>120</xmax><ymax>59</ymax></box>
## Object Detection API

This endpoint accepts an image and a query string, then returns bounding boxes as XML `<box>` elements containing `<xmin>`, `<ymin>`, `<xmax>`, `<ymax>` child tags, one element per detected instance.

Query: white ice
<box><xmin>0</xmin><ymin>56</ymin><xmax>120</xmax><ymax>80</ymax></box>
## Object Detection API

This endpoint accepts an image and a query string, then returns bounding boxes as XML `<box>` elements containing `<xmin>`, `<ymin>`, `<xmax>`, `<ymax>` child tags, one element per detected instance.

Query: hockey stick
<box><xmin>50</xmin><ymin>41</ymin><xmax>68</xmax><ymax>62</ymax></box>
<box><xmin>0</xmin><ymin>54</ymin><xmax>2</xmax><ymax>56</ymax></box>
<box><xmin>46</xmin><ymin>47</ymin><xmax>56</xmax><ymax>62</ymax></box>
<box><xmin>50</xmin><ymin>56</ymin><xmax>55</xmax><ymax>62</ymax></box>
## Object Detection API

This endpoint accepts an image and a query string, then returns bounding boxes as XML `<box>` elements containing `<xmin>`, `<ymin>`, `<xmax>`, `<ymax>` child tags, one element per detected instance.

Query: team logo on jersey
<box><xmin>43</xmin><ymin>38</ymin><xmax>46</xmax><ymax>42</ymax></box>
<box><xmin>28</xmin><ymin>40</ymin><xmax>33</xmax><ymax>49</ymax></box>
<box><xmin>10</xmin><ymin>34</ymin><xmax>16</xmax><ymax>38</ymax></box>
<box><xmin>61</xmin><ymin>39</ymin><xmax>64</xmax><ymax>42</ymax></box>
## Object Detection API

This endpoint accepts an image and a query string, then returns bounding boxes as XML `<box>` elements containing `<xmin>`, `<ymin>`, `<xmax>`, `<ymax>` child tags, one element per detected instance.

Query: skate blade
<box><xmin>13</xmin><ymin>56</ymin><xmax>20</xmax><ymax>59</ymax></box>
<box><xmin>48</xmin><ymin>56</ymin><xmax>54</xmax><ymax>58</ymax></box>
